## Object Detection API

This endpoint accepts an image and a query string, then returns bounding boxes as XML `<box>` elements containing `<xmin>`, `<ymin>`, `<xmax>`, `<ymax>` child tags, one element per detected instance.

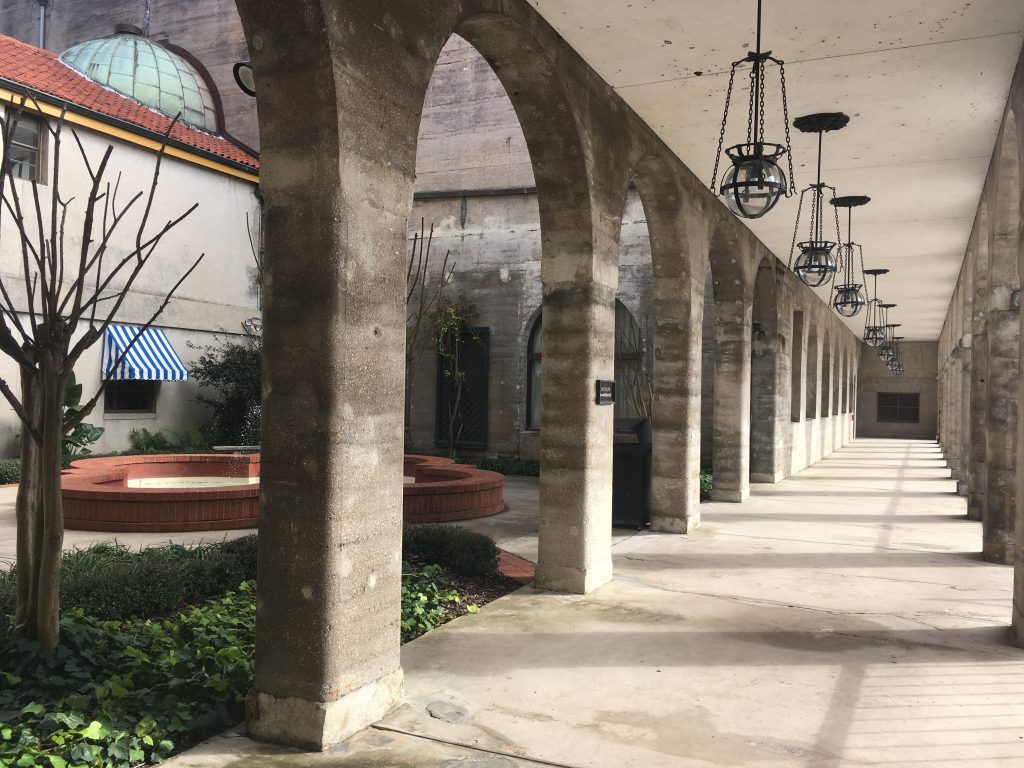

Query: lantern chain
<box><xmin>779</xmin><ymin>60</ymin><xmax>794</xmax><ymax>194</ymax></box>
<box><xmin>787</xmin><ymin>187</ymin><xmax>806</xmax><ymax>270</ymax></box>
<box><xmin>709</xmin><ymin>62</ymin><xmax>738</xmax><ymax>192</ymax></box>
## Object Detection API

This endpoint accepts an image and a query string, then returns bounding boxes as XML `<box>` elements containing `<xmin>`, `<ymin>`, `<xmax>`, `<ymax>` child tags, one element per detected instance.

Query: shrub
<box><xmin>128</xmin><ymin>426</ymin><xmax>211</xmax><ymax>454</ymax></box>
<box><xmin>188</xmin><ymin>338</ymin><xmax>261</xmax><ymax>445</ymax></box>
<box><xmin>0</xmin><ymin>459</ymin><xmax>19</xmax><ymax>485</ymax></box>
<box><xmin>0</xmin><ymin>537</ymin><xmax>258</xmax><ymax>620</ymax></box>
<box><xmin>403</xmin><ymin>523</ymin><xmax>499</xmax><ymax>577</ymax></box>
<box><xmin>700</xmin><ymin>471</ymin><xmax>713</xmax><ymax>500</ymax></box>
<box><xmin>472</xmin><ymin>456</ymin><xmax>540</xmax><ymax>477</ymax></box>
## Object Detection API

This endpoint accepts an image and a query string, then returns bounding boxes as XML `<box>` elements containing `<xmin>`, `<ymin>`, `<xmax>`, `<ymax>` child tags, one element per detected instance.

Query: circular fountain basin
<box><xmin>61</xmin><ymin>453</ymin><xmax>504</xmax><ymax>532</ymax></box>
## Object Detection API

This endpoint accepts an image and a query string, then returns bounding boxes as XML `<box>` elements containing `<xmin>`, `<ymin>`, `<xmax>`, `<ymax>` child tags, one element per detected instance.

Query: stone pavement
<box><xmin>50</xmin><ymin>440</ymin><xmax>1024</xmax><ymax>765</ymax></box>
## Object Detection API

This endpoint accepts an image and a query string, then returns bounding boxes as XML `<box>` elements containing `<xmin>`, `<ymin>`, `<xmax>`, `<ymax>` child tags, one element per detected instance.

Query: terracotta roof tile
<box><xmin>0</xmin><ymin>33</ymin><xmax>258</xmax><ymax>172</ymax></box>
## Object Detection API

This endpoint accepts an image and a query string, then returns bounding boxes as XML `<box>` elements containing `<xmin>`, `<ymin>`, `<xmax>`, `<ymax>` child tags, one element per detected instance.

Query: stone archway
<box><xmin>234</xmin><ymin>0</ymin><xmax>619</xmax><ymax>747</ymax></box>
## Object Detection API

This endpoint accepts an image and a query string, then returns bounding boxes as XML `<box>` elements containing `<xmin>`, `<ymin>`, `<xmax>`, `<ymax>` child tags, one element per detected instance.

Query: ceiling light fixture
<box><xmin>862</xmin><ymin>269</ymin><xmax>889</xmax><ymax>347</ymax></box>
<box><xmin>788</xmin><ymin>112</ymin><xmax>848</xmax><ymax>287</ymax></box>
<box><xmin>829</xmin><ymin>195</ymin><xmax>870</xmax><ymax>317</ymax></box>
<box><xmin>709</xmin><ymin>0</ymin><xmax>794</xmax><ymax>219</ymax></box>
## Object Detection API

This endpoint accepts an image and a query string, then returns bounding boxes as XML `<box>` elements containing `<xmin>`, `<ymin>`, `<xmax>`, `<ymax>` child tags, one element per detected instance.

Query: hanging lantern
<box><xmin>830</xmin><ymin>196</ymin><xmax>870</xmax><ymax>317</ymax></box>
<box><xmin>788</xmin><ymin>113</ymin><xmax>849</xmax><ymax>287</ymax></box>
<box><xmin>878</xmin><ymin>316</ymin><xmax>899</xmax><ymax>361</ymax></box>
<box><xmin>709</xmin><ymin>0</ymin><xmax>794</xmax><ymax>219</ymax></box>
<box><xmin>862</xmin><ymin>268</ymin><xmax>889</xmax><ymax>346</ymax></box>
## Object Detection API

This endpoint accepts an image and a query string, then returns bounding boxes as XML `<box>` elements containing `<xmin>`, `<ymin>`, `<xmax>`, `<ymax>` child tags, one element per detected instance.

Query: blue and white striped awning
<box><xmin>102</xmin><ymin>324</ymin><xmax>189</xmax><ymax>381</ymax></box>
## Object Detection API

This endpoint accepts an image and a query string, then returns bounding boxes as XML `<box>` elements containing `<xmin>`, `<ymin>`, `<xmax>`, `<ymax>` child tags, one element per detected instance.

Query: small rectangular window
<box><xmin>104</xmin><ymin>381</ymin><xmax>159</xmax><ymax>413</ymax></box>
<box><xmin>6</xmin><ymin>113</ymin><xmax>43</xmax><ymax>182</ymax></box>
<box><xmin>877</xmin><ymin>392</ymin><xmax>919</xmax><ymax>423</ymax></box>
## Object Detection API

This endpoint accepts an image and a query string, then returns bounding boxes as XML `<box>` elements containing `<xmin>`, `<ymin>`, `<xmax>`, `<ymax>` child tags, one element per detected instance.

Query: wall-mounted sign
<box><xmin>595</xmin><ymin>380</ymin><xmax>615</xmax><ymax>406</ymax></box>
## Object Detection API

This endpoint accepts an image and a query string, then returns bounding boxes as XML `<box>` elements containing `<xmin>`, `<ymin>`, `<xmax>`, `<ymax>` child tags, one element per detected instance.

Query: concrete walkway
<box><xmin>171</xmin><ymin>439</ymin><xmax>1021</xmax><ymax>766</ymax></box>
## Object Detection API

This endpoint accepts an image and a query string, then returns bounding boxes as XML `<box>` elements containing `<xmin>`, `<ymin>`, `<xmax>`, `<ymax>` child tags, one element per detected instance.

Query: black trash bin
<box><xmin>612</xmin><ymin>417</ymin><xmax>652</xmax><ymax>528</ymax></box>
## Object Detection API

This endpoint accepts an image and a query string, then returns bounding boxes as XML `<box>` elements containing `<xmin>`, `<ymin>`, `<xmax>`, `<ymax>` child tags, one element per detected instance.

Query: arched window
<box><xmin>526</xmin><ymin>300</ymin><xmax>644</xmax><ymax>430</ymax></box>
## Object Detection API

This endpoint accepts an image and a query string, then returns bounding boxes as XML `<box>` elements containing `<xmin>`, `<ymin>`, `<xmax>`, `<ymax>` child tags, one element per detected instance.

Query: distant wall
<box><xmin>857</xmin><ymin>341</ymin><xmax>938</xmax><ymax>439</ymax></box>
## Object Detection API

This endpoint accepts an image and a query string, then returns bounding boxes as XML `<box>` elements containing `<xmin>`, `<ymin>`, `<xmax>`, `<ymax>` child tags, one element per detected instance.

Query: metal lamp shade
<box><xmin>794</xmin><ymin>241</ymin><xmax>837</xmax><ymax>287</ymax></box>
<box><xmin>833</xmin><ymin>284</ymin><xmax>866</xmax><ymax>317</ymax></box>
<box><xmin>720</xmin><ymin>144</ymin><xmax>787</xmax><ymax>219</ymax></box>
<box><xmin>864</xmin><ymin>326</ymin><xmax>885</xmax><ymax>347</ymax></box>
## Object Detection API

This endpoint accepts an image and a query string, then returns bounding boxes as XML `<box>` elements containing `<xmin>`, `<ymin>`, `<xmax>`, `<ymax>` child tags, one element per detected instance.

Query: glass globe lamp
<box><xmin>794</xmin><ymin>241</ymin><xmax>837</xmax><ymax>287</ymax></box>
<box><xmin>833</xmin><ymin>284</ymin><xmax>865</xmax><ymax>317</ymax></box>
<box><xmin>720</xmin><ymin>144</ymin><xmax>788</xmax><ymax>219</ymax></box>
<box><xmin>864</xmin><ymin>326</ymin><xmax>885</xmax><ymax>347</ymax></box>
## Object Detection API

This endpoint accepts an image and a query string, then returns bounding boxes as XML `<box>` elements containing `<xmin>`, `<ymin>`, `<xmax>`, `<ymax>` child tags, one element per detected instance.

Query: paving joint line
<box><xmin>370</xmin><ymin>723</ymin><xmax>585</xmax><ymax>768</ymax></box>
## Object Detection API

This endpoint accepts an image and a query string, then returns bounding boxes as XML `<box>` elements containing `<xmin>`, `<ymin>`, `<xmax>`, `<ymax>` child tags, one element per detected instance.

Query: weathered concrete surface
<box><xmin>169</xmin><ymin>438</ymin><xmax>1020</xmax><ymax>768</ymax></box>
<box><xmin>856</xmin><ymin>341</ymin><xmax>938</xmax><ymax>440</ymax></box>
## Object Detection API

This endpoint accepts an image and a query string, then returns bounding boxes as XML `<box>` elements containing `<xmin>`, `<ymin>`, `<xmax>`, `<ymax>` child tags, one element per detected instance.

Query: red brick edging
<box><xmin>59</xmin><ymin>453</ymin><xmax>505</xmax><ymax>533</ymax></box>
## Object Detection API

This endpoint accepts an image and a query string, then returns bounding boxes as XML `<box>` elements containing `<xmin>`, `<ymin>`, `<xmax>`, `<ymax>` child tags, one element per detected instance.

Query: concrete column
<box><xmin>712</xmin><ymin>299</ymin><xmax>753</xmax><ymax>502</ymax></box>
<box><xmin>650</xmin><ymin>256</ymin><xmax>705</xmax><ymax>532</ymax></box>
<box><xmin>983</xmin><ymin>306</ymin><xmax>1019</xmax><ymax>563</ymax></box>
<box><xmin>958</xmin><ymin>339</ymin><xmax>972</xmax><ymax>498</ymax></box>
<box><xmin>536</xmin><ymin>274</ymin><xmax>617</xmax><ymax>591</ymax></box>
<box><xmin>969</xmin><ymin>303</ymin><xmax>989</xmax><ymax>522</ymax></box>
<box><xmin>236</xmin><ymin>0</ymin><xmax>435</xmax><ymax>749</ymax></box>
<box><xmin>749</xmin><ymin>262</ymin><xmax>784</xmax><ymax>483</ymax></box>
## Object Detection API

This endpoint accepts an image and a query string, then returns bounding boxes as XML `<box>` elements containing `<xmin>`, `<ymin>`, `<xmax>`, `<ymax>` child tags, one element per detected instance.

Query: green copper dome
<box><xmin>60</xmin><ymin>34</ymin><xmax>218</xmax><ymax>132</ymax></box>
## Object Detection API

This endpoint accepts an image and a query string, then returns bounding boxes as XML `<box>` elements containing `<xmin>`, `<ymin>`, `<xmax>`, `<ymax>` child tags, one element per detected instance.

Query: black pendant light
<box><xmin>862</xmin><ymin>268</ymin><xmax>889</xmax><ymax>346</ymax></box>
<box><xmin>829</xmin><ymin>195</ymin><xmax>870</xmax><ymax>317</ymax></box>
<box><xmin>788</xmin><ymin>113</ymin><xmax>848</xmax><ymax>287</ymax></box>
<box><xmin>709</xmin><ymin>0</ymin><xmax>794</xmax><ymax>219</ymax></box>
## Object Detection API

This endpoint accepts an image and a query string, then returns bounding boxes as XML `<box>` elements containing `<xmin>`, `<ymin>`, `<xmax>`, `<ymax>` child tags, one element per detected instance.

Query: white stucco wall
<box><xmin>0</xmin><ymin>107</ymin><xmax>260</xmax><ymax>455</ymax></box>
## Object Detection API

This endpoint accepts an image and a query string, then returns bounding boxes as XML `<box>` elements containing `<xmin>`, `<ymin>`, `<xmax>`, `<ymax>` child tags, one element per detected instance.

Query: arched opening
<box><xmin>821</xmin><ymin>332</ymin><xmax>832</xmax><ymax>424</ymax></box>
<box><xmin>806</xmin><ymin>324</ymin><xmax>819</xmax><ymax>420</ymax></box>
<box><xmin>404</xmin><ymin>33</ymin><xmax>539</xmax><ymax>458</ymax></box>
<box><xmin>749</xmin><ymin>258</ymin><xmax>780</xmax><ymax>482</ymax></box>
<box><xmin>791</xmin><ymin>310</ymin><xmax>805</xmax><ymax>423</ymax></box>
<box><xmin>235</xmin><ymin>3</ymin><xmax>608</xmax><ymax>745</ymax></box>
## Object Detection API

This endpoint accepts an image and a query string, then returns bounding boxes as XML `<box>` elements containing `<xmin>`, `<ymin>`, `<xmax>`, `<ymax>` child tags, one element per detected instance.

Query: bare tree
<box><xmin>405</xmin><ymin>219</ymin><xmax>453</xmax><ymax>445</ymax></box>
<box><xmin>0</xmin><ymin>94</ymin><xmax>203</xmax><ymax>651</ymax></box>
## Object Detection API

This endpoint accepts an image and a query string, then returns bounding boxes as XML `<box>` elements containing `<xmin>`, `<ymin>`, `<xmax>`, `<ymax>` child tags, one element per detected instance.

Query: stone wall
<box><xmin>857</xmin><ymin>341</ymin><xmax>938</xmax><ymax>439</ymax></box>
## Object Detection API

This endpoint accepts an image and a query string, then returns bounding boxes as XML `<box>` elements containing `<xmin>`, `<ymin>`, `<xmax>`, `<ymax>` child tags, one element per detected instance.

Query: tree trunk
<box><xmin>34</xmin><ymin>359</ymin><xmax>66</xmax><ymax>652</ymax></box>
<box><xmin>13</xmin><ymin>370</ymin><xmax>41</xmax><ymax>635</ymax></box>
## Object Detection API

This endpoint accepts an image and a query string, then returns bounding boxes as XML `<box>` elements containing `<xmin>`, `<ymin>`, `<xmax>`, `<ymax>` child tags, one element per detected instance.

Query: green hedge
<box><xmin>0</xmin><ymin>459</ymin><xmax>19</xmax><ymax>485</ymax></box>
<box><xmin>0</xmin><ymin>524</ymin><xmax>500</xmax><ymax>621</ymax></box>
<box><xmin>0</xmin><ymin>538</ymin><xmax>258</xmax><ymax>621</ymax></box>
<box><xmin>402</xmin><ymin>523</ymin><xmax>499</xmax><ymax>577</ymax></box>
<box><xmin>472</xmin><ymin>456</ymin><xmax>540</xmax><ymax>477</ymax></box>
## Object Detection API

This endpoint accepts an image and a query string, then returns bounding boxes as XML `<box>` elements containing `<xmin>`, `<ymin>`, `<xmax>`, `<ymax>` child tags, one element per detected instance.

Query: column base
<box><xmin>956</xmin><ymin>479</ymin><xmax>969</xmax><ymax>497</ymax></box>
<box><xmin>750</xmin><ymin>472</ymin><xmax>785</xmax><ymax>484</ymax></box>
<box><xmin>711</xmin><ymin>488</ymin><xmax>749</xmax><ymax>503</ymax></box>
<box><xmin>247</xmin><ymin>667</ymin><xmax>404</xmax><ymax>751</ymax></box>
<box><xmin>1013</xmin><ymin>600</ymin><xmax>1024</xmax><ymax>648</ymax></box>
<box><xmin>982</xmin><ymin>539</ymin><xmax>1015</xmax><ymax>566</ymax></box>
<box><xmin>535</xmin><ymin>559</ymin><xmax>612</xmax><ymax>594</ymax></box>
<box><xmin>650</xmin><ymin>512</ymin><xmax>700</xmax><ymax>534</ymax></box>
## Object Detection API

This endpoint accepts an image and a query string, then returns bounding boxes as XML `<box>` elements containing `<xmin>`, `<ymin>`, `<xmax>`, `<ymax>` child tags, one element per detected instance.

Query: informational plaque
<box><xmin>595</xmin><ymin>380</ymin><xmax>615</xmax><ymax>406</ymax></box>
